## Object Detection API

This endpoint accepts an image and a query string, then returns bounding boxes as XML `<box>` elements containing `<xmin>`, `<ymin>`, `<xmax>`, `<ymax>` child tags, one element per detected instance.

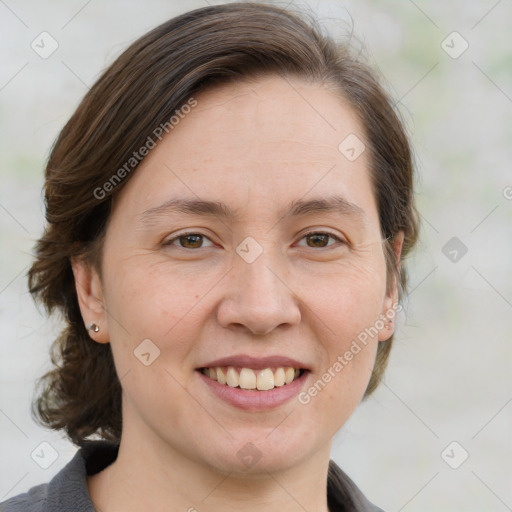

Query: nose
<box><xmin>216</xmin><ymin>251</ymin><xmax>301</xmax><ymax>336</ymax></box>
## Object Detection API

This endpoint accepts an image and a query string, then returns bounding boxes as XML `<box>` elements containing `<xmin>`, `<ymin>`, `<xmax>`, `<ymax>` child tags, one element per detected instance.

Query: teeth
<box><xmin>202</xmin><ymin>366</ymin><xmax>303</xmax><ymax>391</ymax></box>
<box><xmin>216</xmin><ymin>367</ymin><xmax>226</xmax><ymax>385</ymax></box>
<box><xmin>239</xmin><ymin>368</ymin><xmax>256</xmax><ymax>389</ymax></box>
<box><xmin>274</xmin><ymin>367</ymin><xmax>285</xmax><ymax>387</ymax></box>
<box><xmin>256</xmin><ymin>368</ymin><xmax>274</xmax><ymax>390</ymax></box>
<box><xmin>226</xmin><ymin>367</ymin><xmax>238</xmax><ymax>388</ymax></box>
<box><xmin>285</xmin><ymin>367</ymin><xmax>295</xmax><ymax>384</ymax></box>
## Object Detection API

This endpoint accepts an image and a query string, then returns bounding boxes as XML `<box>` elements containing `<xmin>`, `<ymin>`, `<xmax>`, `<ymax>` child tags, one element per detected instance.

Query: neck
<box><xmin>88</xmin><ymin>422</ymin><xmax>332</xmax><ymax>512</ymax></box>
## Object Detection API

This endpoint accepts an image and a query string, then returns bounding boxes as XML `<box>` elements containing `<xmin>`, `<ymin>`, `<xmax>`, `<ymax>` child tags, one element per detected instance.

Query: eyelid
<box><xmin>162</xmin><ymin>229</ymin><xmax>347</xmax><ymax>250</ymax></box>
<box><xmin>163</xmin><ymin>231</ymin><xmax>215</xmax><ymax>248</ymax></box>
<box><xmin>295</xmin><ymin>230</ymin><xmax>347</xmax><ymax>248</ymax></box>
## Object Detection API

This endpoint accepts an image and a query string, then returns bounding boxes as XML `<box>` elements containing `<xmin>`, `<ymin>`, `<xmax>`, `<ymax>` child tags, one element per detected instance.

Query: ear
<box><xmin>71</xmin><ymin>257</ymin><xmax>110</xmax><ymax>344</ymax></box>
<box><xmin>378</xmin><ymin>231</ymin><xmax>405</xmax><ymax>342</ymax></box>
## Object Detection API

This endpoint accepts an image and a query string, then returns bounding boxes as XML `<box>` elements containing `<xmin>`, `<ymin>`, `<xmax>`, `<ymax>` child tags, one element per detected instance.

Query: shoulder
<box><xmin>0</xmin><ymin>483</ymin><xmax>48</xmax><ymax>512</ymax></box>
<box><xmin>0</xmin><ymin>441</ymin><xmax>119</xmax><ymax>512</ymax></box>
<box><xmin>327</xmin><ymin>459</ymin><xmax>385</xmax><ymax>512</ymax></box>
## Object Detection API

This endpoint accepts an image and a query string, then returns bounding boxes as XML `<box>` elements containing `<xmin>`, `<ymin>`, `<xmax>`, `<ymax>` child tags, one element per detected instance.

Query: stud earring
<box><xmin>87</xmin><ymin>323</ymin><xmax>100</xmax><ymax>333</ymax></box>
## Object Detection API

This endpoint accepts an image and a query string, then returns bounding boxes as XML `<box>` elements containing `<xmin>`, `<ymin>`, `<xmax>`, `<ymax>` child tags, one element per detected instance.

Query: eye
<box><xmin>296</xmin><ymin>231</ymin><xmax>345</xmax><ymax>249</ymax></box>
<box><xmin>163</xmin><ymin>232</ymin><xmax>214</xmax><ymax>249</ymax></box>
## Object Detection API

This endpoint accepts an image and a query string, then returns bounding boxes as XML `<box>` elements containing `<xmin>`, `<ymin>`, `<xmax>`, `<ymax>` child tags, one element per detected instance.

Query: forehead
<box><xmin>184</xmin><ymin>75</ymin><xmax>365</xmax><ymax>162</ymax></box>
<box><xmin>112</xmin><ymin>75</ymin><xmax>377</xmax><ymax>224</ymax></box>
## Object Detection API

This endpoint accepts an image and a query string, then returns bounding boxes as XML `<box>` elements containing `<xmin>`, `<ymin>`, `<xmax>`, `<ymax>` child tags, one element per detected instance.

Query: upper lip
<box><xmin>198</xmin><ymin>355</ymin><xmax>310</xmax><ymax>371</ymax></box>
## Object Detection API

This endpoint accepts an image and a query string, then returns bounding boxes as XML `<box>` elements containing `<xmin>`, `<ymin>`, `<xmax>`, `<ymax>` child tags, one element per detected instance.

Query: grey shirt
<box><xmin>0</xmin><ymin>441</ymin><xmax>384</xmax><ymax>511</ymax></box>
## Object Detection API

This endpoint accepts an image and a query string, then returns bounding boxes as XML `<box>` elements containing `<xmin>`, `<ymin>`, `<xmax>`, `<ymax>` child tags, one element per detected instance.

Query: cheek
<box><xmin>295</xmin><ymin>255</ymin><xmax>385</xmax><ymax>392</ymax></box>
<box><xmin>104</xmin><ymin>255</ymin><xmax>216</xmax><ymax>335</ymax></box>
<box><xmin>296</xmin><ymin>251</ymin><xmax>387</xmax><ymax>331</ymax></box>
<box><xmin>100</xmin><ymin>255</ymin><xmax>219</xmax><ymax>386</ymax></box>
<box><xmin>100</xmin><ymin>257</ymin><xmax>214</xmax><ymax>418</ymax></box>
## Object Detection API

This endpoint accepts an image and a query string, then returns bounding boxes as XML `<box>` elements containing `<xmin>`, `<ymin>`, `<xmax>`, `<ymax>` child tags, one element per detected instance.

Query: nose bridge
<box><xmin>236</xmin><ymin>233</ymin><xmax>282</xmax><ymax>286</ymax></box>
<box><xmin>240</xmin><ymin>249</ymin><xmax>281</xmax><ymax>299</ymax></box>
<box><xmin>216</xmin><ymin>239</ymin><xmax>301</xmax><ymax>335</ymax></box>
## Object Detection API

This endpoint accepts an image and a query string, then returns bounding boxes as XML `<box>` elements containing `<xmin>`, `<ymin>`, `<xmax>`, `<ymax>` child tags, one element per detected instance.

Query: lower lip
<box><xmin>196</xmin><ymin>370</ymin><xmax>310</xmax><ymax>411</ymax></box>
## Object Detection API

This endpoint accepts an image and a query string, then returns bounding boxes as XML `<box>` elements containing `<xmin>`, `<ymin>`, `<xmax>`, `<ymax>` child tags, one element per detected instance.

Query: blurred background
<box><xmin>0</xmin><ymin>1</ymin><xmax>511</xmax><ymax>510</ymax></box>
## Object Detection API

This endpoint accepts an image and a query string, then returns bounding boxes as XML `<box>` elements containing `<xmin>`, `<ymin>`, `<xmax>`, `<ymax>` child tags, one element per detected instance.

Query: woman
<box><xmin>1</xmin><ymin>3</ymin><xmax>418</xmax><ymax>511</ymax></box>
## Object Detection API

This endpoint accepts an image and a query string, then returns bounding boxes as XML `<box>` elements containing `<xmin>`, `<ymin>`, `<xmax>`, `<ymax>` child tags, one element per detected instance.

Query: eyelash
<box><xmin>162</xmin><ymin>231</ymin><xmax>346</xmax><ymax>250</ymax></box>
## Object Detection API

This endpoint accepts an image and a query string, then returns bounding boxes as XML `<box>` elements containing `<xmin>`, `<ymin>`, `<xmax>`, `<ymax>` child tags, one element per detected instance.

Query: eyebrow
<box><xmin>138</xmin><ymin>195</ymin><xmax>367</xmax><ymax>227</ymax></box>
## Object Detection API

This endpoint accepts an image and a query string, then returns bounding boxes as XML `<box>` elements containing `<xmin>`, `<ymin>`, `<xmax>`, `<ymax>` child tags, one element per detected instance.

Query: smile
<box><xmin>200</xmin><ymin>366</ymin><xmax>306</xmax><ymax>391</ymax></box>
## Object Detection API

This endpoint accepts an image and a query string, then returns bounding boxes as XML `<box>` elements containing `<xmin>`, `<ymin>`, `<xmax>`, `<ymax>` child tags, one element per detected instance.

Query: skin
<box><xmin>73</xmin><ymin>75</ymin><xmax>403</xmax><ymax>512</ymax></box>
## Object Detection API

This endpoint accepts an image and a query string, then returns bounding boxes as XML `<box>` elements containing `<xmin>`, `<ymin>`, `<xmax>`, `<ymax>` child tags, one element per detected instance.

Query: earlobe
<box><xmin>378</xmin><ymin>231</ymin><xmax>405</xmax><ymax>342</ymax></box>
<box><xmin>71</xmin><ymin>258</ymin><xmax>110</xmax><ymax>343</ymax></box>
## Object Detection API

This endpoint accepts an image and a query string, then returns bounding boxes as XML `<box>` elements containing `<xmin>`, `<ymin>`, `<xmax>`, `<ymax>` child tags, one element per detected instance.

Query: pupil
<box><xmin>308</xmin><ymin>234</ymin><xmax>328</xmax><ymax>247</ymax></box>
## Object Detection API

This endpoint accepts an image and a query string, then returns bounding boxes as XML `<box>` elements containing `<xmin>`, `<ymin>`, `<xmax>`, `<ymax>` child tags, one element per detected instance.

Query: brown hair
<box><xmin>28</xmin><ymin>2</ymin><xmax>419</xmax><ymax>445</ymax></box>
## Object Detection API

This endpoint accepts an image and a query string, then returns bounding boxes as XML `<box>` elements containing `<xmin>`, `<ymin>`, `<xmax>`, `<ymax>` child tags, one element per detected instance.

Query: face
<box><xmin>76</xmin><ymin>75</ymin><xmax>401</xmax><ymax>474</ymax></box>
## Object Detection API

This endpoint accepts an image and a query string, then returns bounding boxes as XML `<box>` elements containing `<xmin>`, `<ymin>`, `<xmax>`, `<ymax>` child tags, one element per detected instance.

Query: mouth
<box><xmin>195</xmin><ymin>355</ymin><xmax>311</xmax><ymax>409</ymax></box>
<box><xmin>199</xmin><ymin>366</ymin><xmax>308</xmax><ymax>391</ymax></box>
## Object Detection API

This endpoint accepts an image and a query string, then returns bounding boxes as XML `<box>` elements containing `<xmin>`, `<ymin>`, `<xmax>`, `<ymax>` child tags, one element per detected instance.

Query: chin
<box><xmin>202</xmin><ymin>430</ymin><xmax>315</xmax><ymax>476</ymax></box>
<box><xmin>213</xmin><ymin>450</ymin><xmax>304</xmax><ymax>476</ymax></box>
